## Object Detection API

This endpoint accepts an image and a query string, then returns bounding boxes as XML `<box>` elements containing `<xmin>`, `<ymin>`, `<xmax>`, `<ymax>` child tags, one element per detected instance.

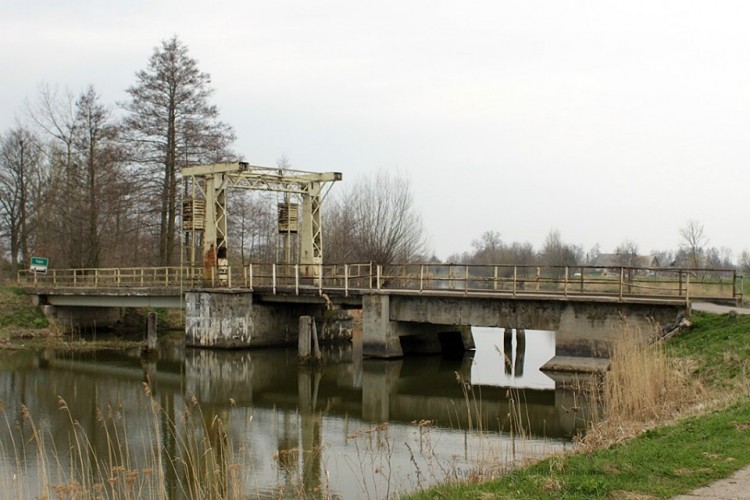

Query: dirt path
<box><xmin>692</xmin><ymin>302</ymin><xmax>750</xmax><ymax>315</ymax></box>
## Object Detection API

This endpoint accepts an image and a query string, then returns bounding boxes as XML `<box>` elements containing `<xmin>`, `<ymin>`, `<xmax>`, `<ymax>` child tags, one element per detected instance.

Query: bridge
<box><xmin>18</xmin><ymin>263</ymin><xmax>741</xmax><ymax>367</ymax></box>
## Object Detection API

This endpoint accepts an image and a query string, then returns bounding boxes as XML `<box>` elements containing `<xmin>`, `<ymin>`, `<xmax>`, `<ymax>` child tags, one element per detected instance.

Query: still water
<box><xmin>0</xmin><ymin>328</ymin><xmax>589</xmax><ymax>498</ymax></box>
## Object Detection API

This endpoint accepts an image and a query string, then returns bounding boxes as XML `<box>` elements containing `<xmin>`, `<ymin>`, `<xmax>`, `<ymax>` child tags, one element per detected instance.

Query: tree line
<box><xmin>450</xmin><ymin>220</ymin><xmax>741</xmax><ymax>272</ymax></box>
<box><xmin>0</xmin><ymin>36</ymin><xmax>234</xmax><ymax>273</ymax></box>
<box><xmin>0</xmin><ymin>36</ymin><xmax>746</xmax><ymax>276</ymax></box>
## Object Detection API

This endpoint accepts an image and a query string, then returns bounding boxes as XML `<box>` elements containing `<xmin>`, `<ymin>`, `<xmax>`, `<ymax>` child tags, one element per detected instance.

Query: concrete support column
<box><xmin>185</xmin><ymin>290</ymin><xmax>308</xmax><ymax>348</ymax></box>
<box><xmin>362</xmin><ymin>294</ymin><xmax>404</xmax><ymax>358</ymax></box>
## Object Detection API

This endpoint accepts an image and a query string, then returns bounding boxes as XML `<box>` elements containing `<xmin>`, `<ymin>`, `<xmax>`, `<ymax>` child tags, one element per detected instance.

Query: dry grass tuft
<box><xmin>581</xmin><ymin>325</ymin><xmax>708</xmax><ymax>449</ymax></box>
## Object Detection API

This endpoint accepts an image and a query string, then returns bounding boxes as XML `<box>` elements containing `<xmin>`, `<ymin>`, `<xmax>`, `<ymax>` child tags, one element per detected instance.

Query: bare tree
<box><xmin>122</xmin><ymin>36</ymin><xmax>235</xmax><ymax>265</ymax></box>
<box><xmin>614</xmin><ymin>240</ymin><xmax>639</xmax><ymax>267</ymax></box>
<box><xmin>470</xmin><ymin>231</ymin><xmax>504</xmax><ymax>264</ymax></box>
<box><xmin>586</xmin><ymin>243</ymin><xmax>601</xmax><ymax>266</ymax></box>
<box><xmin>651</xmin><ymin>249</ymin><xmax>675</xmax><ymax>268</ymax></box>
<box><xmin>27</xmin><ymin>85</ymin><xmax>132</xmax><ymax>268</ymax></box>
<box><xmin>740</xmin><ymin>250</ymin><xmax>750</xmax><ymax>274</ymax></box>
<box><xmin>324</xmin><ymin>170</ymin><xmax>427</xmax><ymax>264</ymax></box>
<box><xmin>73</xmin><ymin>86</ymin><xmax>123</xmax><ymax>266</ymax></box>
<box><xmin>228</xmin><ymin>190</ymin><xmax>277</xmax><ymax>265</ymax></box>
<box><xmin>0</xmin><ymin>127</ymin><xmax>45</xmax><ymax>270</ymax></box>
<box><xmin>539</xmin><ymin>230</ymin><xmax>580</xmax><ymax>268</ymax></box>
<box><xmin>679</xmin><ymin>220</ymin><xmax>707</xmax><ymax>269</ymax></box>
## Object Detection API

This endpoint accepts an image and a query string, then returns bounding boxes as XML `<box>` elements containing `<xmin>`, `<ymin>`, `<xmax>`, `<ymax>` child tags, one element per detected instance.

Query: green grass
<box><xmin>407</xmin><ymin>310</ymin><xmax>750</xmax><ymax>499</ymax></box>
<box><xmin>669</xmin><ymin>311</ymin><xmax>750</xmax><ymax>388</ymax></box>
<box><xmin>0</xmin><ymin>286</ymin><xmax>48</xmax><ymax>332</ymax></box>
<box><xmin>408</xmin><ymin>401</ymin><xmax>750</xmax><ymax>499</ymax></box>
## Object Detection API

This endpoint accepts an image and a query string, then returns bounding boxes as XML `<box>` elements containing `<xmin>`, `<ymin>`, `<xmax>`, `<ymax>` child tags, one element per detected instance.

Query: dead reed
<box><xmin>0</xmin><ymin>384</ymin><xmax>248</xmax><ymax>499</ymax></box>
<box><xmin>581</xmin><ymin>325</ymin><xmax>705</xmax><ymax>449</ymax></box>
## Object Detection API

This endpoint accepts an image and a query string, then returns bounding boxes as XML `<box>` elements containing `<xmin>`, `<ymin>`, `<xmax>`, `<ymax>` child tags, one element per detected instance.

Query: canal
<box><xmin>0</xmin><ymin>328</ymin><xmax>591</xmax><ymax>498</ymax></box>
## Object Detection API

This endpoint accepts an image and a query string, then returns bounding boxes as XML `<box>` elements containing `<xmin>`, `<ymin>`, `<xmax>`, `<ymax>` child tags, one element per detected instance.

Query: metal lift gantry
<box><xmin>181</xmin><ymin>162</ymin><xmax>342</xmax><ymax>281</ymax></box>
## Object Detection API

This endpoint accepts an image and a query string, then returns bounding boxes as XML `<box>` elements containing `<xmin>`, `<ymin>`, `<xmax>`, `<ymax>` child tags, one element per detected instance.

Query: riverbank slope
<box><xmin>408</xmin><ymin>311</ymin><xmax>750</xmax><ymax>499</ymax></box>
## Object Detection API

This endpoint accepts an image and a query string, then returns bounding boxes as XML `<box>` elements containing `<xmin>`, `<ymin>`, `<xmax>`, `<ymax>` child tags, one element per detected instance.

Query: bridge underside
<box><xmin>29</xmin><ymin>287</ymin><xmax>688</xmax><ymax>368</ymax></box>
<box><xmin>363</xmin><ymin>293</ymin><xmax>686</xmax><ymax>364</ymax></box>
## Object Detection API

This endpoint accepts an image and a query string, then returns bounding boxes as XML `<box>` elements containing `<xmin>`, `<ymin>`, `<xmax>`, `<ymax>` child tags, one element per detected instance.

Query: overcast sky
<box><xmin>2</xmin><ymin>1</ymin><xmax>748</xmax><ymax>260</ymax></box>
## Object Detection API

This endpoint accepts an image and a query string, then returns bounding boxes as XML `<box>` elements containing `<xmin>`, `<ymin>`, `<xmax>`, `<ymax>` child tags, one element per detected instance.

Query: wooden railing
<box><xmin>17</xmin><ymin>264</ymin><xmax>742</xmax><ymax>303</ymax></box>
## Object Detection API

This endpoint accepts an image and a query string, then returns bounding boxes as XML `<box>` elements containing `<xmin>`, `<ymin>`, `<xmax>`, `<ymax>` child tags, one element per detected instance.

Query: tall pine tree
<box><xmin>122</xmin><ymin>36</ymin><xmax>235</xmax><ymax>266</ymax></box>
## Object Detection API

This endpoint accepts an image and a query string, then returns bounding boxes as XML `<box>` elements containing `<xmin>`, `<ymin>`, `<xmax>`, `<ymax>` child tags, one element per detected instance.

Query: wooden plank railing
<box><xmin>17</xmin><ymin>264</ymin><xmax>742</xmax><ymax>304</ymax></box>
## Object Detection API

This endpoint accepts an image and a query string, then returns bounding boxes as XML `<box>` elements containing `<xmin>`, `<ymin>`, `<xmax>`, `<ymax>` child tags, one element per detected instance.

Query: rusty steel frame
<box><xmin>180</xmin><ymin>162</ymin><xmax>342</xmax><ymax>273</ymax></box>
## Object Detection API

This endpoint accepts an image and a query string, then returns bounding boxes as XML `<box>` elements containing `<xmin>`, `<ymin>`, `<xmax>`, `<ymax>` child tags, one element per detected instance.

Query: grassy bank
<box><xmin>0</xmin><ymin>286</ymin><xmax>169</xmax><ymax>350</ymax></box>
<box><xmin>0</xmin><ymin>286</ymin><xmax>49</xmax><ymax>339</ymax></box>
<box><xmin>408</xmin><ymin>312</ymin><xmax>750</xmax><ymax>499</ymax></box>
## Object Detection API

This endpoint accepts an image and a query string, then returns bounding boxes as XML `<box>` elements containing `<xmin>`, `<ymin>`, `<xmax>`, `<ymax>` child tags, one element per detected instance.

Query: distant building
<box><xmin>593</xmin><ymin>254</ymin><xmax>659</xmax><ymax>275</ymax></box>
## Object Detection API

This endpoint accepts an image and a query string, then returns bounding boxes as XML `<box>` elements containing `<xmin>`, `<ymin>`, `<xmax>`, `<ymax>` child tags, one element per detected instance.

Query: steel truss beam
<box><xmin>181</xmin><ymin>162</ymin><xmax>342</xmax><ymax>272</ymax></box>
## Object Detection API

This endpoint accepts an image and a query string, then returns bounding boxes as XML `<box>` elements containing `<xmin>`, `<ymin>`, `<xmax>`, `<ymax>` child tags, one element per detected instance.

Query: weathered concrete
<box><xmin>365</xmin><ymin>293</ymin><xmax>686</xmax><ymax>360</ymax></box>
<box><xmin>185</xmin><ymin>289</ymin><xmax>320</xmax><ymax>348</ymax></box>
<box><xmin>362</xmin><ymin>294</ymin><xmax>477</xmax><ymax>358</ymax></box>
<box><xmin>41</xmin><ymin>304</ymin><xmax>125</xmax><ymax>332</ymax></box>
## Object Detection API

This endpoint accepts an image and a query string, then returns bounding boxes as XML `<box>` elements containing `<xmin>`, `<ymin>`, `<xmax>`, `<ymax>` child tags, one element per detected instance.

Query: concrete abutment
<box><xmin>185</xmin><ymin>290</ymin><xmax>321</xmax><ymax>348</ymax></box>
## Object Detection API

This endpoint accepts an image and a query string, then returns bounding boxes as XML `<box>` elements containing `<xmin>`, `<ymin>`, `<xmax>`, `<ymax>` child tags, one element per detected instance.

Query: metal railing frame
<box><xmin>17</xmin><ymin>263</ymin><xmax>742</xmax><ymax>304</ymax></box>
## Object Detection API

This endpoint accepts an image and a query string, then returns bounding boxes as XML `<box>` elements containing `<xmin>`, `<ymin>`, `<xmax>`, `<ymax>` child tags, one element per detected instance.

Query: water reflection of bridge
<box><xmin>0</xmin><ymin>342</ymin><xmax>590</xmax><ymax>497</ymax></box>
<box><xmin>25</xmin><ymin>345</ymin><xmax>590</xmax><ymax>438</ymax></box>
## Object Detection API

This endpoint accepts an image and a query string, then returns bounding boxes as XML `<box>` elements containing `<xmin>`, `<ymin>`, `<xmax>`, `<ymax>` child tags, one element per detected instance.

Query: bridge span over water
<box><xmin>18</xmin><ymin>263</ymin><xmax>741</xmax><ymax>366</ymax></box>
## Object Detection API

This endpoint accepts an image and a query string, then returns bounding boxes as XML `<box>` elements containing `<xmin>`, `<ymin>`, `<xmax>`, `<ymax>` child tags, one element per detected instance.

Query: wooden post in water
<box><xmin>142</xmin><ymin>311</ymin><xmax>159</xmax><ymax>358</ymax></box>
<box><xmin>299</xmin><ymin>316</ymin><xmax>322</xmax><ymax>363</ymax></box>
<box><xmin>299</xmin><ymin>316</ymin><xmax>312</xmax><ymax>361</ymax></box>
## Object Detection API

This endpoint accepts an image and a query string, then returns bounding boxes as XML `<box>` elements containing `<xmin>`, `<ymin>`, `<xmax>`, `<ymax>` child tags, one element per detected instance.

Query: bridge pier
<box><xmin>362</xmin><ymin>294</ymin><xmax>476</xmax><ymax>358</ymax></box>
<box><xmin>185</xmin><ymin>290</ymin><xmax>320</xmax><ymax>348</ymax></box>
<box><xmin>364</xmin><ymin>293</ymin><xmax>686</xmax><ymax>365</ymax></box>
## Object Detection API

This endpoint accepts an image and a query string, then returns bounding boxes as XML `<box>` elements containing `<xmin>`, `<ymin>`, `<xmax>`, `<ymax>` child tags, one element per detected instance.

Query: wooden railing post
<box><xmin>419</xmin><ymin>265</ymin><xmax>424</xmax><ymax>292</ymax></box>
<box><xmin>494</xmin><ymin>266</ymin><xmax>498</xmax><ymax>291</ymax></box>
<box><xmin>272</xmin><ymin>264</ymin><xmax>277</xmax><ymax>295</ymax></box>
<box><xmin>513</xmin><ymin>266</ymin><xmax>517</xmax><ymax>296</ymax></box>
<box><xmin>249</xmin><ymin>264</ymin><xmax>254</xmax><ymax>289</ymax></box>
<box><xmin>345</xmin><ymin>264</ymin><xmax>349</xmax><ymax>297</ymax></box>
<box><xmin>377</xmin><ymin>265</ymin><xmax>382</xmax><ymax>290</ymax></box>
<box><xmin>619</xmin><ymin>267</ymin><xmax>624</xmax><ymax>300</ymax></box>
<box><xmin>295</xmin><ymin>265</ymin><xmax>300</xmax><ymax>295</ymax></box>
<box><xmin>464</xmin><ymin>265</ymin><xmax>469</xmax><ymax>294</ymax></box>
<box><xmin>564</xmin><ymin>266</ymin><xmax>569</xmax><ymax>297</ymax></box>
<box><xmin>580</xmin><ymin>267</ymin><xmax>584</xmax><ymax>293</ymax></box>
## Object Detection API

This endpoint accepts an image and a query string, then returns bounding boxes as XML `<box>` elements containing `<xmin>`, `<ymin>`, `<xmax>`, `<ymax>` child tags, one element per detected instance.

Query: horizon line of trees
<box><xmin>446</xmin><ymin>222</ymin><xmax>742</xmax><ymax>272</ymax></box>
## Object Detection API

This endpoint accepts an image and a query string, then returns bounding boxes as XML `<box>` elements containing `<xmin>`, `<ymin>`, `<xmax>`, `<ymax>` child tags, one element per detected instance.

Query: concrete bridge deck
<box><xmin>17</xmin><ymin>263</ymin><xmax>741</xmax><ymax>362</ymax></box>
<box><xmin>17</xmin><ymin>262</ymin><xmax>741</xmax><ymax>305</ymax></box>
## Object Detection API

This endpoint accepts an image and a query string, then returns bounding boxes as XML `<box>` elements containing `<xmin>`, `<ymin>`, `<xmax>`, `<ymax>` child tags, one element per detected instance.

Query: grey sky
<box><xmin>2</xmin><ymin>1</ymin><xmax>748</xmax><ymax>260</ymax></box>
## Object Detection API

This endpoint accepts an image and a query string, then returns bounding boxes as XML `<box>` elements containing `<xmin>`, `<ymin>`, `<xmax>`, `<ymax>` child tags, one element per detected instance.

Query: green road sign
<box><xmin>30</xmin><ymin>257</ymin><xmax>48</xmax><ymax>273</ymax></box>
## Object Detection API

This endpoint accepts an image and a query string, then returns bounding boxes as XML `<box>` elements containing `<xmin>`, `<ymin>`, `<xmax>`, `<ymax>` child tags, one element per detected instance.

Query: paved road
<box><xmin>674</xmin><ymin>466</ymin><xmax>750</xmax><ymax>499</ymax></box>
